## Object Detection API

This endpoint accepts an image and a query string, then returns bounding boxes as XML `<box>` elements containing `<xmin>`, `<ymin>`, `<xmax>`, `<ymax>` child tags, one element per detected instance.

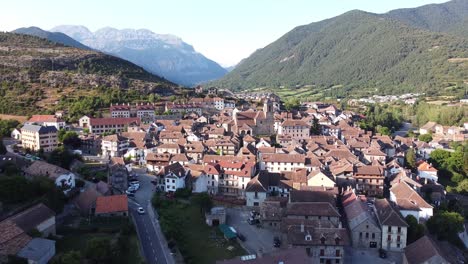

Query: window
<box><xmin>336</xmin><ymin>260</ymin><xmax>340</xmax><ymax>264</ymax></box>
<box><xmin>372</xmin><ymin>233</ymin><xmax>375</xmax><ymax>239</ymax></box>
<box><xmin>172</xmin><ymin>180</ymin><xmax>175</xmax><ymax>183</ymax></box>
<box><xmin>336</xmin><ymin>249</ymin><xmax>340</xmax><ymax>257</ymax></box>
<box><xmin>365</xmin><ymin>233</ymin><xmax>369</xmax><ymax>238</ymax></box>
<box><xmin>388</xmin><ymin>226</ymin><xmax>391</xmax><ymax>232</ymax></box>
<box><xmin>320</xmin><ymin>249</ymin><xmax>324</xmax><ymax>256</ymax></box>
<box><xmin>397</xmin><ymin>236</ymin><xmax>400</xmax><ymax>242</ymax></box>
<box><xmin>387</xmin><ymin>235</ymin><xmax>391</xmax><ymax>241</ymax></box>
<box><xmin>397</xmin><ymin>227</ymin><xmax>401</xmax><ymax>233</ymax></box>
<box><xmin>359</xmin><ymin>232</ymin><xmax>362</xmax><ymax>238</ymax></box>
<box><xmin>320</xmin><ymin>259</ymin><xmax>324</xmax><ymax>264</ymax></box>
<box><xmin>397</xmin><ymin>243</ymin><xmax>401</xmax><ymax>248</ymax></box>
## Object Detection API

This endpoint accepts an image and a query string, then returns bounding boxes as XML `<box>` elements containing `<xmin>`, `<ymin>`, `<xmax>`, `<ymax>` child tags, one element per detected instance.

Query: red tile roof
<box><xmin>95</xmin><ymin>195</ymin><xmax>128</xmax><ymax>214</ymax></box>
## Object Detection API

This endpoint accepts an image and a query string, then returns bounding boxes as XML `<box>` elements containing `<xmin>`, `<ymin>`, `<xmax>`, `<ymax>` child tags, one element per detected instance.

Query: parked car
<box><xmin>379</xmin><ymin>249</ymin><xmax>387</xmax><ymax>259</ymax></box>
<box><xmin>125</xmin><ymin>190</ymin><xmax>135</xmax><ymax>197</ymax></box>
<box><xmin>137</xmin><ymin>207</ymin><xmax>145</xmax><ymax>215</ymax></box>
<box><xmin>247</xmin><ymin>217</ymin><xmax>260</xmax><ymax>225</ymax></box>
<box><xmin>127</xmin><ymin>186</ymin><xmax>137</xmax><ymax>192</ymax></box>
<box><xmin>274</xmin><ymin>237</ymin><xmax>281</xmax><ymax>247</ymax></box>
<box><xmin>151</xmin><ymin>180</ymin><xmax>158</xmax><ymax>185</ymax></box>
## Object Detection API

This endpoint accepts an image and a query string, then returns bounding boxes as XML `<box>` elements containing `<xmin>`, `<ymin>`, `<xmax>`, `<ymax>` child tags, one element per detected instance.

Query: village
<box><xmin>1</xmin><ymin>87</ymin><xmax>467</xmax><ymax>264</ymax></box>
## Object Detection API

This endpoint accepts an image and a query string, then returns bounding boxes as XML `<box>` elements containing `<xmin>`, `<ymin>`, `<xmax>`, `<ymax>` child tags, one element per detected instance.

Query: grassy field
<box><xmin>157</xmin><ymin>199</ymin><xmax>245</xmax><ymax>264</ymax></box>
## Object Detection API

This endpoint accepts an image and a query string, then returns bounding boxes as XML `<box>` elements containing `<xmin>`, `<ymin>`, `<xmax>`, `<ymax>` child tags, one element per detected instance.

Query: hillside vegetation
<box><xmin>212</xmin><ymin>9</ymin><xmax>468</xmax><ymax>96</ymax></box>
<box><xmin>0</xmin><ymin>33</ymin><xmax>177</xmax><ymax>117</ymax></box>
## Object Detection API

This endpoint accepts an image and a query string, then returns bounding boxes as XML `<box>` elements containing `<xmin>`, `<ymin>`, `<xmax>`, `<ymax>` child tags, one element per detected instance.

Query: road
<box><xmin>128</xmin><ymin>168</ymin><xmax>173</xmax><ymax>264</ymax></box>
<box><xmin>2</xmin><ymin>138</ymin><xmax>23</xmax><ymax>158</ymax></box>
<box><xmin>393</xmin><ymin>122</ymin><xmax>413</xmax><ymax>137</ymax></box>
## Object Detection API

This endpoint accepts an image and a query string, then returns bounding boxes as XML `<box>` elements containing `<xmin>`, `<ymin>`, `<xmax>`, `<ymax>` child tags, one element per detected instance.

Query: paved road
<box><xmin>393</xmin><ymin>122</ymin><xmax>413</xmax><ymax>137</ymax></box>
<box><xmin>129</xmin><ymin>168</ymin><xmax>173</xmax><ymax>264</ymax></box>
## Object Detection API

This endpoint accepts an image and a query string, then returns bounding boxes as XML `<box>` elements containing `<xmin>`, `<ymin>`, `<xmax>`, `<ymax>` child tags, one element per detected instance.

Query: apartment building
<box><xmin>260</xmin><ymin>153</ymin><xmax>306</xmax><ymax>172</ymax></box>
<box><xmin>374</xmin><ymin>199</ymin><xmax>408</xmax><ymax>252</ymax></box>
<box><xmin>79</xmin><ymin>116</ymin><xmax>140</xmax><ymax>135</ymax></box>
<box><xmin>278</xmin><ymin>119</ymin><xmax>310</xmax><ymax>140</ymax></box>
<box><xmin>21</xmin><ymin>124</ymin><xmax>58</xmax><ymax>152</ymax></box>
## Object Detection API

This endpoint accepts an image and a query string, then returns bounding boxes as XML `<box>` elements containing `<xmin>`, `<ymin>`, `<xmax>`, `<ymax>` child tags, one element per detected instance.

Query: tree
<box><xmin>426</xmin><ymin>210</ymin><xmax>464</xmax><ymax>241</ymax></box>
<box><xmin>0</xmin><ymin>138</ymin><xmax>6</xmax><ymax>154</ymax></box>
<box><xmin>284</xmin><ymin>97</ymin><xmax>300</xmax><ymax>112</ymax></box>
<box><xmin>418</xmin><ymin>134</ymin><xmax>433</xmax><ymax>143</ymax></box>
<box><xmin>430</xmin><ymin>149</ymin><xmax>452</xmax><ymax>169</ymax></box>
<box><xmin>405</xmin><ymin>215</ymin><xmax>425</xmax><ymax>244</ymax></box>
<box><xmin>192</xmin><ymin>192</ymin><xmax>213</xmax><ymax>213</ymax></box>
<box><xmin>59</xmin><ymin>251</ymin><xmax>82</xmax><ymax>264</ymax></box>
<box><xmin>0</xmin><ymin>119</ymin><xmax>20</xmax><ymax>137</ymax></box>
<box><xmin>62</xmin><ymin>131</ymin><xmax>81</xmax><ymax>149</ymax></box>
<box><xmin>376</xmin><ymin>125</ymin><xmax>391</xmax><ymax>135</ymax></box>
<box><xmin>405</xmin><ymin>148</ymin><xmax>416</xmax><ymax>169</ymax></box>
<box><xmin>310</xmin><ymin>117</ymin><xmax>321</xmax><ymax>135</ymax></box>
<box><xmin>85</xmin><ymin>237</ymin><xmax>112</xmax><ymax>264</ymax></box>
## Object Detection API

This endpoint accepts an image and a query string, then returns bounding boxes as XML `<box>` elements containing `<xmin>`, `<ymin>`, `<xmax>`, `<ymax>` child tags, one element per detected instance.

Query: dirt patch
<box><xmin>0</xmin><ymin>114</ymin><xmax>28</xmax><ymax>122</ymax></box>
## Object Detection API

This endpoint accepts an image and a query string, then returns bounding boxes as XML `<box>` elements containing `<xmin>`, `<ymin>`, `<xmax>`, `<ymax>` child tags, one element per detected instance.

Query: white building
<box><xmin>374</xmin><ymin>199</ymin><xmax>408</xmax><ymax>252</ymax></box>
<box><xmin>260</xmin><ymin>153</ymin><xmax>305</xmax><ymax>172</ymax></box>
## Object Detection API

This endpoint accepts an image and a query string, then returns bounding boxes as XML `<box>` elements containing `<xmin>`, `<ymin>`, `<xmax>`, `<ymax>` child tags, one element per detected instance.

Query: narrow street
<box><xmin>129</xmin><ymin>168</ymin><xmax>173</xmax><ymax>264</ymax></box>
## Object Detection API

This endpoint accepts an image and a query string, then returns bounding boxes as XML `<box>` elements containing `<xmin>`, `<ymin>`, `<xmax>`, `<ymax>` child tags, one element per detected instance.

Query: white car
<box><xmin>137</xmin><ymin>207</ymin><xmax>145</xmax><ymax>215</ymax></box>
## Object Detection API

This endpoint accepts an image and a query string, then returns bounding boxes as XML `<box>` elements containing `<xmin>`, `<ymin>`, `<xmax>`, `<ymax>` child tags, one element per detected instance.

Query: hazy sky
<box><xmin>0</xmin><ymin>0</ymin><xmax>448</xmax><ymax>66</ymax></box>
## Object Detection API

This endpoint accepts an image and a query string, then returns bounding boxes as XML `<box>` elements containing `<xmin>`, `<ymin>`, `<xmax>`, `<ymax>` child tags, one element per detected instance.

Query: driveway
<box><xmin>344</xmin><ymin>247</ymin><xmax>403</xmax><ymax>264</ymax></box>
<box><xmin>226</xmin><ymin>207</ymin><xmax>280</xmax><ymax>255</ymax></box>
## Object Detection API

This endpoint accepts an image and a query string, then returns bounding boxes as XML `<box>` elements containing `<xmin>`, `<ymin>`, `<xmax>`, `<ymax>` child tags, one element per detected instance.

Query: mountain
<box><xmin>213</xmin><ymin>2</ymin><xmax>468</xmax><ymax>96</ymax></box>
<box><xmin>385</xmin><ymin>0</ymin><xmax>468</xmax><ymax>37</ymax></box>
<box><xmin>0</xmin><ymin>32</ymin><xmax>176</xmax><ymax>119</ymax></box>
<box><xmin>50</xmin><ymin>25</ymin><xmax>227</xmax><ymax>86</ymax></box>
<box><xmin>12</xmin><ymin>26</ymin><xmax>91</xmax><ymax>50</ymax></box>
<box><xmin>224</xmin><ymin>65</ymin><xmax>236</xmax><ymax>72</ymax></box>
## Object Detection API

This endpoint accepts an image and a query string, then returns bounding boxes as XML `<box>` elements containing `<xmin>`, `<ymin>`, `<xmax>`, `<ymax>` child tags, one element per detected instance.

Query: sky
<box><xmin>0</xmin><ymin>0</ymin><xmax>449</xmax><ymax>67</ymax></box>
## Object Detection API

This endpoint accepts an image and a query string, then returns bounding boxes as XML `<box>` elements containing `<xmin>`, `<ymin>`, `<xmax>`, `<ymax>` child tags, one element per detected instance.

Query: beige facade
<box><xmin>21</xmin><ymin>124</ymin><xmax>58</xmax><ymax>152</ymax></box>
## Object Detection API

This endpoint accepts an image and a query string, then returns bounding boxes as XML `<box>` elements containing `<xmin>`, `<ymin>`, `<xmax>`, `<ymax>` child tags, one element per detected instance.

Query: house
<box><xmin>216</xmin><ymin>248</ymin><xmax>310</xmax><ymax>264</ymax></box>
<box><xmin>217</xmin><ymin>160</ymin><xmax>256</xmax><ymax>197</ymax></box>
<box><xmin>27</xmin><ymin>115</ymin><xmax>66</xmax><ymax>130</ymax></box>
<box><xmin>21</xmin><ymin>124</ymin><xmax>58</xmax><ymax>152</ymax></box>
<box><xmin>419</xmin><ymin>121</ymin><xmax>437</xmax><ymax>135</ymax></box>
<box><xmin>0</xmin><ymin>220</ymin><xmax>31</xmax><ymax>259</ymax></box>
<box><xmin>260</xmin><ymin>153</ymin><xmax>306</xmax><ymax>172</ymax></box>
<box><xmin>190</xmin><ymin>169</ymin><xmax>209</xmax><ymax>193</ymax></box>
<box><xmin>362</xmin><ymin>147</ymin><xmax>387</xmax><ymax>164</ymax></box>
<box><xmin>108</xmin><ymin>157</ymin><xmax>129</xmax><ymax>193</ymax></box>
<box><xmin>17</xmin><ymin>238</ymin><xmax>56</xmax><ymax>264</ymax></box>
<box><xmin>403</xmin><ymin>236</ymin><xmax>450</xmax><ymax>264</ymax></box>
<box><xmin>161</xmin><ymin>162</ymin><xmax>189</xmax><ymax>192</ymax></box>
<box><xmin>374</xmin><ymin>199</ymin><xmax>408</xmax><ymax>252</ymax></box>
<box><xmin>390</xmin><ymin>181</ymin><xmax>433</xmax><ymax>222</ymax></box>
<box><xmin>417</xmin><ymin>161</ymin><xmax>438</xmax><ymax>183</ymax></box>
<box><xmin>278</xmin><ymin>119</ymin><xmax>310</xmax><ymax>141</ymax></box>
<box><xmin>23</xmin><ymin>161</ymin><xmax>75</xmax><ymax>194</ymax></box>
<box><xmin>78</xmin><ymin>116</ymin><xmax>140</xmax><ymax>135</ymax></box>
<box><xmin>354</xmin><ymin>166</ymin><xmax>385</xmax><ymax>196</ymax></box>
<box><xmin>146</xmin><ymin>153</ymin><xmax>171</xmax><ymax>172</ymax></box>
<box><xmin>343</xmin><ymin>191</ymin><xmax>381</xmax><ymax>249</ymax></box>
<box><xmin>101</xmin><ymin>134</ymin><xmax>129</xmax><ymax>158</ymax></box>
<box><xmin>282</xmin><ymin>219</ymin><xmax>348</xmax><ymax>264</ymax></box>
<box><xmin>307</xmin><ymin>170</ymin><xmax>336</xmax><ymax>188</ymax></box>
<box><xmin>110</xmin><ymin>103</ymin><xmax>131</xmax><ymax>118</ymax></box>
<box><xmin>245</xmin><ymin>176</ymin><xmax>268</xmax><ymax>207</ymax></box>
<box><xmin>95</xmin><ymin>195</ymin><xmax>128</xmax><ymax>217</ymax></box>
<box><xmin>8</xmin><ymin>203</ymin><xmax>56</xmax><ymax>237</ymax></box>
<box><xmin>74</xmin><ymin>187</ymin><xmax>102</xmax><ymax>215</ymax></box>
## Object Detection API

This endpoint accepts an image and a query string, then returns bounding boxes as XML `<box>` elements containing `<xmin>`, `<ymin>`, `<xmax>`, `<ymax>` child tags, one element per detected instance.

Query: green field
<box><xmin>156</xmin><ymin>199</ymin><xmax>246</xmax><ymax>264</ymax></box>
